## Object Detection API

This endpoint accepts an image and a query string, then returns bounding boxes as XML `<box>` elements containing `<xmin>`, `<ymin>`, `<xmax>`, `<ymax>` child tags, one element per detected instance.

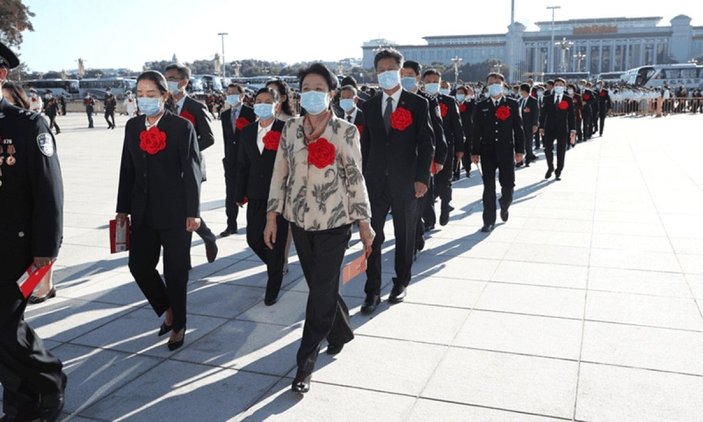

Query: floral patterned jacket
<box><xmin>267</xmin><ymin>115</ymin><xmax>371</xmax><ymax>231</ymax></box>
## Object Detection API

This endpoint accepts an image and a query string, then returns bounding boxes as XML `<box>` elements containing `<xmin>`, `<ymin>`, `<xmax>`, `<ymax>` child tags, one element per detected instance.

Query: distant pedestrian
<box><xmin>104</xmin><ymin>88</ymin><xmax>117</xmax><ymax>129</ymax></box>
<box><xmin>44</xmin><ymin>93</ymin><xmax>61</xmax><ymax>135</ymax></box>
<box><xmin>83</xmin><ymin>93</ymin><xmax>95</xmax><ymax>128</ymax></box>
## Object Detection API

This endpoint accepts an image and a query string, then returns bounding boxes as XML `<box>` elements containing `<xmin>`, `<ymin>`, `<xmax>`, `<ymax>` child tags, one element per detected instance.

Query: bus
<box><xmin>595</xmin><ymin>72</ymin><xmax>623</xmax><ymax>83</ymax></box>
<box><xmin>194</xmin><ymin>74</ymin><xmax>224</xmax><ymax>92</ymax></box>
<box><xmin>540</xmin><ymin>72</ymin><xmax>591</xmax><ymax>83</ymax></box>
<box><xmin>23</xmin><ymin>79</ymin><xmax>80</xmax><ymax>99</ymax></box>
<box><xmin>621</xmin><ymin>64</ymin><xmax>703</xmax><ymax>89</ymax></box>
<box><xmin>79</xmin><ymin>77</ymin><xmax>137</xmax><ymax>99</ymax></box>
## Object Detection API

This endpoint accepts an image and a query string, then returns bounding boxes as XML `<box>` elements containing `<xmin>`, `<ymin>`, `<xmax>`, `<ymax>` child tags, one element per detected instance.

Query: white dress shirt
<box><xmin>381</xmin><ymin>88</ymin><xmax>403</xmax><ymax>119</ymax></box>
<box><xmin>256</xmin><ymin>120</ymin><xmax>274</xmax><ymax>154</ymax></box>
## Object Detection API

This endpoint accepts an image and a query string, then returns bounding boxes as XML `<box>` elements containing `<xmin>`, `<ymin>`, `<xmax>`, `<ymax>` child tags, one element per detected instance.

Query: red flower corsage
<box><xmin>180</xmin><ymin>110</ymin><xmax>196</xmax><ymax>126</ymax></box>
<box><xmin>583</xmin><ymin>94</ymin><xmax>591</xmax><ymax>101</ymax></box>
<box><xmin>558</xmin><ymin>100</ymin><xmax>569</xmax><ymax>111</ymax></box>
<box><xmin>459</xmin><ymin>103</ymin><xmax>467</xmax><ymax>113</ymax></box>
<box><xmin>139</xmin><ymin>127</ymin><xmax>167</xmax><ymax>155</ymax></box>
<box><xmin>235</xmin><ymin>117</ymin><xmax>250</xmax><ymax>131</ymax></box>
<box><xmin>390</xmin><ymin>106</ymin><xmax>412</xmax><ymax>131</ymax></box>
<box><xmin>599</xmin><ymin>91</ymin><xmax>607</xmax><ymax>97</ymax></box>
<box><xmin>431</xmin><ymin>161</ymin><xmax>438</xmax><ymax>175</ymax></box>
<box><xmin>263</xmin><ymin>130</ymin><xmax>281</xmax><ymax>151</ymax></box>
<box><xmin>307</xmin><ymin>138</ymin><xmax>336</xmax><ymax>169</ymax></box>
<box><xmin>439</xmin><ymin>102</ymin><xmax>448</xmax><ymax>118</ymax></box>
<box><xmin>356</xmin><ymin>124</ymin><xmax>364</xmax><ymax>135</ymax></box>
<box><xmin>495</xmin><ymin>105</ymin><xmax>511</xmax><ymax>121</ymax></box>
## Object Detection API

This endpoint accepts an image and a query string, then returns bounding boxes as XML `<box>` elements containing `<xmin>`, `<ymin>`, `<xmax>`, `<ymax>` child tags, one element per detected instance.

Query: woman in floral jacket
<box><xmin>264</xmin><ymin>63</ymin><xmax>375</xmax><ymax>393</ymax></box>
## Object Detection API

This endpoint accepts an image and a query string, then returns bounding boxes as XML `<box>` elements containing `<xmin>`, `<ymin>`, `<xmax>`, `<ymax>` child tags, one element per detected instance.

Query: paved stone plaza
<box><xmin>3</xmin><ymin>111</ymin><xmax>703</xmax><ymax>421</ymax></box>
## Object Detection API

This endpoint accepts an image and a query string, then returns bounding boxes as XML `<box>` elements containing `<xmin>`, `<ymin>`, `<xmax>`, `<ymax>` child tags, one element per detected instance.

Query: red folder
<box><xmin>16</xmin><ymin>262</ymin><xmax>54</xmax><ymax>299</ymax></box>
<box><xmin>109</xmin><ymin>219</ymin><xmax>130</xmax><ymax>253</ymax></box>
<box><xmin>342</xmin><ymin>254</ymin><xmax>367</xmax><ymax>285</ymax></box>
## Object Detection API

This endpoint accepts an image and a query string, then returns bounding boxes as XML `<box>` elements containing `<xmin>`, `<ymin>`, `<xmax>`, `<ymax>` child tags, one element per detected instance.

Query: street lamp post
<box><xmin>556</xmin><ymin>37</ymin><xmax>574</xmax><ymax>73</ymax></box>
<box><xmin>217</xmin><ymin>32</ymin><xmax>228</xmax><ymax>78</ymax></box>
<box><xmin>451</xmin><ymin>56</ymin><xmax>462</xmax><ymax>85</ymax></box>
<box><xmin>575</xmin><ymin>51</ymin><xmax>586</xmax><ymax>73</ymax></box>
<box><xmin>546</xmin><ymin>6</ymin><xmax>560</xmax><ymax>74</ymax></box>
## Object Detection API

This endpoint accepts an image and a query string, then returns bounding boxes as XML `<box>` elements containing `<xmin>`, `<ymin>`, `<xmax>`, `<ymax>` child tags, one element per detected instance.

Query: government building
<box><xmin>361</xmin><ymin>14</ymin><xmax>703</xmax><ymax>79</ymax></box>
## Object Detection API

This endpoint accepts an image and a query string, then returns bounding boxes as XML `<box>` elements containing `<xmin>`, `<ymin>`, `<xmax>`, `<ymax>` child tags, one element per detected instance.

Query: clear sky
<box><xmin>15</xmin><ymin>0</ymin><xmax>703</xmax><ymax>72</ymax></box>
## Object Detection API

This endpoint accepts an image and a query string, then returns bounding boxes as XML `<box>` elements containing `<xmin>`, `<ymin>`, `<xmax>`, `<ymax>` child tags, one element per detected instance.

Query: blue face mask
<box><xmin>339</xmin><ymin>98</ymin><xmax>355</xmax><ymax>112</ymax></box>
<box><xmin>425</xmin><ymin>83</ymin><xmax>440</xmax><ymax>95</ymax></box>
<box><xmin>138</xmin><ymin>97</ymin><xmax>162</xmax><ymax>117</ymax></box>
<box><xmin>300</xmin><ymin>91</ymin><xmax>329</xmax><ymax>115</ymax></box>
<box><xmin>553</xmin><ymin>86</ymin><xmax>565</xmax><ymax>95</ymax></box>
<box><xmin>488</xmin><ymin>83</ymin><xmax>503</xmax><ymax>97</ymax></box>
<box><xmin>254</xmin><ymin>103</ymin><xmax>274</xmax><ymax>120</ymax></box>
<box><xmin>167</xmin><ymin>80</ymin><xmax>181</xmax><ymax>95</ymax></box>
<box><xmin>455</xmin><ymin>94</ymin><xmax>466</xmax><ymax>103</ymax></box>
<box><xmin>377</xmin><ymin>70</ymin><xmax>400</xmax><ymax>90</ymax></box>
<box><xmin>439</xmin><ymin>88</ymin><xmax>451</xmax><ymax>96</ymax></box>
<box><xmin>226</xmin><ymin>95</ymin><xmax>241</xmax><ymax>106</ymax></box>
<box><xmin>401</xmin><ymin>77</ymin><xmax>417</xmax><ymax>91</ymax></box>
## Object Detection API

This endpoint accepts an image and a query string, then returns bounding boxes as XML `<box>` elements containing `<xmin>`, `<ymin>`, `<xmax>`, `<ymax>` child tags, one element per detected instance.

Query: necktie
<box><xmin>555</xmin><ymin>95</ymin><xmax>561</xmax><ymax>104</ymax></box>
<box><xmin>384</xmin><ymin>97</ymin><xmax>393</xmax><ymax>133</ymax></box>
<box><xmin>347</xmin><ymin>115</ymin><xmax>352</xmax><ymax>123</ymax></box>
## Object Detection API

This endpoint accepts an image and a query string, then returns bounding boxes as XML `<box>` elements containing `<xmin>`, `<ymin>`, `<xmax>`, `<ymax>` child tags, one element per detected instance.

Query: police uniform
<box><xmin>0</xmin><ymin>41</ymin><xmax>66</xmax><ymax>421</ymax></box>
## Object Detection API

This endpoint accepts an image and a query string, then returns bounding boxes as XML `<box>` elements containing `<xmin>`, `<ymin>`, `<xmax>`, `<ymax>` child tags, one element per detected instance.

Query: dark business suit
<box><xmin>179</xmin><ymin>96</ymin><xmax>216</xmax><ymax>245</ymax></box>
<box><xmin>595</xmin><ymin>89</ymin><xmax>611</xmax><ymax>136</ymax></box>
<box><xmin>360</xmin><ymin>89</ymin><xmax>434</xmax><ymax>295</ymax></box>
<box><xmin>117</xmin><ymin>112</ymin><xmax>202</xmax><ymax>333</ymax></box>
<box><xmin>435</xmin><ymin>94</ymin><xmax>465</xmax><ymax>215</ymax></box>
<box><xmin>220</xmin><ymin>104</ymin><xmax>255</xmax><ymax>232</ymax></box>
<box><xmin>472</xmin><ymin>96</ymin><xmax>524</xmax><ymax>226</ymax></box>
<box><xmin>458</xmin><ymin>99</ymin><xmax>475</xmax><ymax>177</ymax></box>
<box><xmin>539</xmin><ymin>94</ymin><xmax>576</xmax><ymax>177</ymax></box>
<box><xmin>234</xmin><ymin>119</ymin><xmax>289</xmax><ymax>300</ymax></box>
<box><xmin>0</xmin><ymin>99</ymin><xmax>66</xmax><ymax>416</ymax></box>
<box><xmin>519</xmin><ymin>95</ymin><xmax>539</xmax><ymax>163</ymax></box>
<box><xmin>580</xmin><ymin>89</ymin><xmax>596</xmax><ymax>140</ymax></box>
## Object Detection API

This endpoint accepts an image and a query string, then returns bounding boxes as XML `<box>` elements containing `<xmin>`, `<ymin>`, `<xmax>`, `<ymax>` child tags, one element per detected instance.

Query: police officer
<box><xmin>0</xmin><ymin>41</ymin><xmax>66</xmax><ymax>422</ymax></box>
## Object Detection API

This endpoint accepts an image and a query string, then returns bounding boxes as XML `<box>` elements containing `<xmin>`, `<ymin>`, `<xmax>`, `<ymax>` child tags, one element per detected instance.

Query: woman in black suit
<box><xmin>115</xmin><ymin>70</ymin><xmax>202</xmax><ymax>351</ymax></box>
<box><xmin>234</xmin><ymin>88</ymin><xmax>289</xmax><ymax>306</ymax></box>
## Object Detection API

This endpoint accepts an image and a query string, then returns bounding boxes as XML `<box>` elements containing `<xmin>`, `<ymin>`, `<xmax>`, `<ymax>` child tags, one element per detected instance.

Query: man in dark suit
<box><xmin>594</xmin><ymin>80</ymin><xmax>611</xmax><ymax>137</ymax></box>
<box><xmin>471</xmin><ymin>72</ymin><xmax>524</xmax><ymax>233</ymax></box>
<box><xmin>518</xmin><ymin>83</ymin><xmax>539</xmax><ymax>167</ymax></box>
<box><xmin>579</xmin><ymin>79</ymin><xmax>596</xmax><ymax>141</ymax></box>
<box><xmin>337</xmin><ymin>84</ymin><xmax>365</xmax><ymax>127</ymax></box>
<box><xmin>220</xmin><ymin>83</ymin><xmax>256</xmax><ymax>237</ymax></box>
<box><xmin>421</xmin><ymin>69</ymin><xmax>464</xmax><ymax>226</ymax></box>
<box><xmin>165</xmin><ymin>63</ymin><xmax>218</xmax><ymax>262</ymax></box>
<box><xmin>104</xmin><ymin>89</ymin><xmax>117</xmax><ymax>129</ymax></box>
<box><xmin>399</xmin><ymin>60</ymin><xmax>446</xmax><ymax>253</ymax></box>
<box><xmin>539</xmin><ymin>77</ymin><xmax>576</xmax><ymax>181</ymax></box>
<box><xmin>0</xmin><ymin>42</ymin><xmax>67</xmax><ymax>421</ymax></box>
<box><xmin>360</xmin><ymin>48</ymin><xmax>435</xmax><ymax>314</ymax></box>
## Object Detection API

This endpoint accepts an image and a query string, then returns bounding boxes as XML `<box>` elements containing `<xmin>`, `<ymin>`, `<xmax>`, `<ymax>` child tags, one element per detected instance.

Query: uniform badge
<box><xmin>524</xmin><ymin>107</ymin><xmax>531</xmax><ymax>113</ymax></box>
<box><xmin>37</xmin><ymin>133</ymin><xmax>55</xmax><ymax>157</ymax></box>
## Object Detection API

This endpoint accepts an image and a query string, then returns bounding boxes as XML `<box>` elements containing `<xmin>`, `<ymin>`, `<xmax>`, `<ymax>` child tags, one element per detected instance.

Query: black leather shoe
<box><xmin>264</xmin><ymin>296</ymin><xmax>279</xmax><ymax>306</ymax></box>
<box><xmin>500</xmin><ymin>209</ymin><xmax>509</xmax><ymax>222</ymax></box>
<box><xmin>326</xmin><ymin>343</ymin><xmax>344</xmax><ymax>355</ymax></box>
<box><xmin>555</xmin><ymin>171</ymin><xmax>561</xmax><ymax>181</ymax></box>
<box><xmin>219</xmin><ymin>228</ymin><xmax>237</xmax><ymax>237</ymax></box>
<box><xmin>205</xmin><ymin>240</ymin><xmax>218</xmax><ymax>263</ymax></box>
<box><xmin>388</xmin><ymin>285</ymin><xmax>406</xmax><ymax>304</ymax></box>
<box><xmin>360</xmin><ymin>294</ymin><xmax>381</xmax><ymax>315</ymax></box>
<box><xmin>167</xmin><ymin>328</ymin><xmax>186</xmax><ymax>351</ymax></box>
<box><xmin>545</xmin><ymin>169</ymin><xmax>553</xmax><ymax>179</ymax></box>
<box><xmin>291</xmin><ymin>374</ymin><xmax>312</xmax><ymax>393</ymax></box>
<box><xmin>157</xmin><ymin>322</ymin><xmax>172</xmax><ymax>337</ymax></box>
<box><xmin>480</xmin><ymin>224</ymin><xmax>494</xmax><ymax>233</ymax></box>
<box><xmin>28</xmin><ymin>286</ymin><xmax>56</xmax><ymax>304</ymax></box>
<box><xmin>439</xmin><ymin>211</ymin><xmax>449</xmax><ymax>226</ymax></box>
<box><xmin>424</xmin><ymin>224</ymin><xmax>435</xmax><ymax>232</ymax></box>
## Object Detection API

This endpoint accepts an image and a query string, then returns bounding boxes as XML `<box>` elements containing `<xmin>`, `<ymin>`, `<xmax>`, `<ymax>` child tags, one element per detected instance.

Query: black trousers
<box><xmin>0</xmin><ymin>282</ymin><xmax>66</xmax><ymax>414</ymax></box>
<box><xmin>421</xmin><ymin>177</ymin><xmax>436</xmax><ymax>229</ymax></box>
<box><xmin>223</xmin><ymin>158</ymin><xmax>239</xmax><ymax>231</ymax></box>
<box><xmin>86</xmin><ymin>110</ymin><xmax>94</xmax><ymax>128</ymax></box>
<box><xmin>365</xmin><ymin>186</ymin><xmax>419</xmax><ymax>295</ymax></box>
<box><xmin>104</xmin><ymin>110</ymin><xmax>115</xmax><ymax>128</ymax></box>
<box><xmin>582</xmin><ymin>110</ymin><xmax>592</xmax><ymax>140</ymax></box>
<box><xmin>598</xmin><ymin>113</ymin><xmax>607</xmax><ymax>136</ymax></box>
<box><xmin>246</xmin><ymin>199</ymin><xmax>289</xmax><ymax>299</ymax></box>
<box><xmin>128</xmin><ymin>224</ymin><xmax>192</xmax><ymax>332</ymax></box>
<box><xmin>48</xmin><ymin>115</ymin><xmax>60</xmax><ymax>133</ymax></box>
<box><xmin>522</xmin><ymin>128</ymin><xmax>535</xmax><ymax>161</ymax></box>
<box><xmin>480</xmin><ymin>153</ymin><xmax>515</xmax><ymax>226</ymax></box>
<box><xmin>435</xmin><ymin>147</ymin><xmax>454</xmax><ymax>214</ymax></box>
<box><xmin>543</xmin><ymin>132</ymin><xmax>568</xmax><ymax>176</ymax></box>
<box><xmin>291</xmin><ymin>224</ymin><xmax>354</xmax><ymax>377</ymax></box>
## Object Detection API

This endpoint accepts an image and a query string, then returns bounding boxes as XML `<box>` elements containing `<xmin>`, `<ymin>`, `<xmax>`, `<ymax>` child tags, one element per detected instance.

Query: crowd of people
<box><xmin>2</xmin><ymin>35</ymin><xmax>700</xmax><ymax>420</ymax></box>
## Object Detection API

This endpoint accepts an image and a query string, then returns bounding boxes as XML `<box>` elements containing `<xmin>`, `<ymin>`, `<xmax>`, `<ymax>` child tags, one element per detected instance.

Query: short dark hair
<box><xmin>137</xmin><ymin>70</ymin><xmax>169</xmax><ymax>95</ymax></box>
<box><xmin>227</xmin><ymin>83</ymin><xmax>244</xmax><ymax>93</ymax></box>
<box><xmin>554</xmin><ymin>77</ymin><xmax>566</xmax><ymax>85</ymax></box>
<box><xmin>2</xmin><ymin>81</ymin><xmax>30</xmax><ymax>109</ymax></box>
<box><xmin>266</xmin><ymin>79</ymin><xmax>295</xmax><ymax>116</ymax></box>
<box><xmin>486</xmin><ymin>72</ymin><xmax>505</xmax><ymax>82</ymax></box>
<box><xmin>340</xmin><ymin>84</ymin><xmax>357</xmax><ymax>95</ymax></box>
<box><xmin>298</xmin><ymin>62</ymin><xmax>338</xmax><ymax>91</ymax></box>
<box><xmin>519</xmin><ymin>83</ymin><xmax>531</xmax><ymax>93</ymax></box>
<box><xmin>402</xmin><ymin>60</ymin><xmax>422</xmax><ymax>76</ymax></box>
<box><xmin>341</xmin><ymin>76</ymin><xmax>357</xmax><ymax>88</ymax></box>
<box><xmin>373</xmin><ymin>48</ymin><xmax>403</xmax><ymax>70</ymax></box>
<box><xmin>455</xmin><ymin>85</ymin><xmax>468</xmax><ymax>95</ymax></box>
<box><xmin>255</xmin><ymin>87</ymin><xmax>280</xmax><ymax>103</ymax></box>
<box><xmin>546</xmin><ymin>79</ymin><xmax>555</xmax><ymax>86</ymax></box>
<box><xmin>422</xmin><ymin>68</ymin><xmax>441</xmax><ymax>79</ymax></box>
<box><xmin>164</xmin><ymin>63</ymin><xmax>191</xmax><ymax>80</ymax></box>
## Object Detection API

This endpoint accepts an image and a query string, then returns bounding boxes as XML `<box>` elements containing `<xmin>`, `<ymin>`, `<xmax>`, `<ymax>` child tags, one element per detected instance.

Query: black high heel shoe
<box><xmin>157</xmin><ymin>322</ymin><xmax>172</xmax><ymax>337</ymax></box>
<box><xmin>28</xmin><ymin>287</ymin><xmax>56</xmax><ymax>304</ymax></box>
<box><xmin>167</xmin><ymin>328</ymin><xmax>185</xmax><ymax>351</ymax></box>
<box><xmin>291</xmin><ymin>374</ymin><xmax>312</xmax><ymax>393</ymax></box>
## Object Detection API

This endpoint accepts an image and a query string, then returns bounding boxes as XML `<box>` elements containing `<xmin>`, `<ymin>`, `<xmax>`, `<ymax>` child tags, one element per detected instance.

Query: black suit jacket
<box><xmin>520</xmin><ymin>95</ymin><xmax>540</xmax><ymax>131</ymax></box>
<box><xmin>581</xmin><ymin>89</ymin><xmax>596</xmax><ymax>115</ymax></box>
<box><xmin>539</xmin><ymin>94</ymin><xmax>576</xmax><ymax>137</ymax></box>
<box><xmin>459</xmin><ymin>100</ymin><xmax>475</xmax><ymax>147</ymax></box>
<box><xmin>438</xmin><ymin>94</ymin><xmax>465</xmax><ymax>154</ymax></box>
<box><xmin>233</xmin><ymin>119</ymin><xmax>285</xmax><ymax>203</ymax></box>
<box><xmin>116</xmin><ymin>112</ymin><xmax>202</xmax><ymax>230</ymax></box>
<box><xmin>220</xmin><ymin>105</ymin><xmax>256</xmax><ymax>168</ymax></box>
<box><xmin>360</xmin><ymin>90</ymin><xmax>435</xmax><ymax>201</ymax></box>
<box><xmin>471</xmin><ymin>96</ymin><xmax>525</xmax><ymax>159</ymax></box>
<box><xmin>417</xmin><ymin>91</ymin><xmax>447</xmax><ymax>165</ymax></box>
<box><xmin>180</xmin><ymin>96</ymin><xmax>214</xmax><ymax>151</ymax></box>
<box><xmin>0</xmin><ymin>99</ymin><xmax>63</xmax><ymax>282</ymax></box>
<box><xmin>595</xmin><ymin>89</ymin><xmax>611</xmax><ymax>115</ymax></box>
